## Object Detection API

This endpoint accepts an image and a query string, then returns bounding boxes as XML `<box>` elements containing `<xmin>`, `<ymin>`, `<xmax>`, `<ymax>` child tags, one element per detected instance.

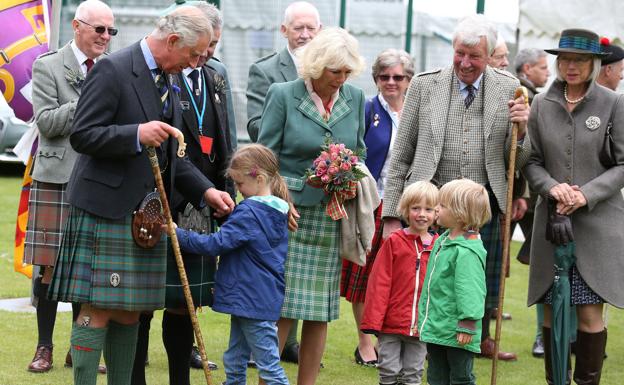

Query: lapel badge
<box><xmin>373</xmin><ymin>113</ymin><xmax>380</xmax><ymax>127</ymax></box>
<box><xmin>215</xmin><ymin>93</ymin><xmax>221</xmax><ymax>104</ymax></box>
<box><xmin>110</xmin><ymin>273</ymin><xmax>121</xmax><ymax>287</ymax></box>
<box><xmin>585</xmin><ymin>116</ymin><xmax>601</xmax><ymax>130</ymax></box>
<box><xmin>180</xmin><ymin>101</ymin><xmax>190</xmax><ymax>110</ymax></box>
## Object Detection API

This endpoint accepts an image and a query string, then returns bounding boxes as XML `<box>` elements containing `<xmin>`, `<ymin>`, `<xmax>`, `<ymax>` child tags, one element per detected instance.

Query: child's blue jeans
<box><xmin>223</xmin><ymin>315</ymin><xmax>289</xmax><ymax>385</ymax></box>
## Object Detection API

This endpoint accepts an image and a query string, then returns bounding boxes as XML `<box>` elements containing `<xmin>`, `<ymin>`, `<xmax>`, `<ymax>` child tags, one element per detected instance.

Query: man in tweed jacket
<box><xmin>381</xmin><ymin>15</ymin><xmax>531</xmax><ymax>361</ymax></box>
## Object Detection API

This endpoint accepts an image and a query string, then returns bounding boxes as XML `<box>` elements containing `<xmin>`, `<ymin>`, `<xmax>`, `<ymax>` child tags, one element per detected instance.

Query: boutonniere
<box><xmin>213</xmin><ymin>73</ymin><xmax>226</xmax><ymax>104</ymax></box>
<box><xmin>65</xmin><ymin>68</ymin><xmax>85</xmax><ymax>88</ymax></box>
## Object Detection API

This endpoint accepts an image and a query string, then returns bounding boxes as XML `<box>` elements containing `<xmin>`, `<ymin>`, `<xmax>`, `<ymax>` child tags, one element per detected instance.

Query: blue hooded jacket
<box><xmin>176</xmin><ymin>198</ymin><xmax>288</xmax><ymax>321</ymax></box>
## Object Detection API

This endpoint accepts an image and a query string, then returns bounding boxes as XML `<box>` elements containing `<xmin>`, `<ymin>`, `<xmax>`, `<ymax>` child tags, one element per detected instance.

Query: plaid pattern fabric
<box><xmin>48</xmin><ymin>207</ymin><xmax>167</xmax><ymax>311</ymax></box>
<box><xmin>24</xmin><ymin>181</ymin><xmax>69</xmax><ymax>267</ymax></box>
<box><xmin>481</xmin><ymin>205</ymin><xmax>502</xmax><ymax>309</ymax></box>
<box><xmin>165</xmin><ymin>218</ymin><xmax>216</xmax><ymax>308</ymax></box>
<box><xmin>281</xmin><ymin>204</ymin><xmax>341</xmax><ymax>321</ymax></box>
<box><xmin>298</xmin><ymin>89</ymin><xmax>352</xmax><ymax>127</ymax></box>
<box><xmin>341</xmin><ymin>202</ymin><xmax>384</xmax><ymax>303</ymax></box>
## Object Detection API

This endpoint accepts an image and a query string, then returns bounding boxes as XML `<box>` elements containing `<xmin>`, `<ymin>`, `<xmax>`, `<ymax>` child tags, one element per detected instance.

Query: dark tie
<box><xmin>188</xmin><ymin>69</ymin><xmax>201</xmax><ymax>104</ymax></box>
<box><xmin>154</xmin><ymin>69</ymin><xmax>169</xmax><ymax>112</ymax></box>
<box><xmin>464</xmin><ymin>84</ymin><xmax>475</xmax><ymax>108</ymax></box>
<box><xmin>84</xmin><ymin>58</ymin><xmax>94</xmax><ymax>73</ymax></box>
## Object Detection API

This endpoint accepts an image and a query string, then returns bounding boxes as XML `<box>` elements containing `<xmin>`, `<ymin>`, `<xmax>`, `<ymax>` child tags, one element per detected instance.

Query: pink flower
<box><xmin>321</xmin><ymin>174</ymin><xmax>330</xmax><ymax>183</ymax></box>
<box><xmin>350</xmin><ymin>156</ymin><xmax>358</xmax><ymax>163</ymax></box>
<box><xmin>340</xmin><ymin>162</ymin><xmax>351</xmax><ymax>171</ymax></box>
<box><xmin>330</xmin><ymin>153</ymin><xmax>339</xmax><ymax>161</ymax></box>
<box><xmin>316</xmin><ymin>167</ymin><xmax>326</xmax><ymax>176</ymax></box>
<box><xmin>328</xmin><ymin>166</ymin><xmax>339</xmax><ymax>175</ymax></box>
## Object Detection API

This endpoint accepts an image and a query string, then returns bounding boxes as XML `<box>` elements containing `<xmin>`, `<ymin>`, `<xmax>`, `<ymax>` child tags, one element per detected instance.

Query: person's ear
<box><xmin>167</xmin><ymin>33</ymin><xmax>180</xmax><ymax>49</ymax></box>
<box><xmin>280</xmin><ymin>24</ymin><xmax>288</xmax><ymax>38</ymax></box>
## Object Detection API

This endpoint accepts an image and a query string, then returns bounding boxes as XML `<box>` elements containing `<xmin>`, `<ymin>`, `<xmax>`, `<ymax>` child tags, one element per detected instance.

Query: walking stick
<box><xmin>146</xmin><ymin>131</ymin><xmax>212</xmax><ymax>385</ymax></box>
<box><xmin>490</xmin><ymin>86</ymin><xmax>528</xmax><ymax>385</ymax></box>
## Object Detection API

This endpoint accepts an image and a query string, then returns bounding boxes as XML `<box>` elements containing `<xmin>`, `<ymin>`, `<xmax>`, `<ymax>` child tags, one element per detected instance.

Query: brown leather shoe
<box><xmin>65</xmin><ymin>349</ymin><xmax>106</xmax><ymax>374</ymax></box>
<box><xmin>27</xmin><ymin>345</ymin><xmax>53</xmax><ymax>373</ymax></box>
<box><xmin>478</xmin><ymin>337</ymin><xmax>517</xmax><ymax>361</ymax></box>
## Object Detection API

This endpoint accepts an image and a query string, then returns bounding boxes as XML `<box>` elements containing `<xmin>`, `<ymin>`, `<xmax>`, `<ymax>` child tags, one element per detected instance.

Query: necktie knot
<box><xmin>464</xmin><ymin>84</ymin><xmax>475</xmax><ymax>108</ymax></box>
<box><xmin>154</xmin><ymin>69</ymin><xmax>170</xmax><ymax>112</ymax></box>
<box><xmin>84</xmin><ymin>58</ymin><xmax>94</xmax><ymax>73</ymax></box>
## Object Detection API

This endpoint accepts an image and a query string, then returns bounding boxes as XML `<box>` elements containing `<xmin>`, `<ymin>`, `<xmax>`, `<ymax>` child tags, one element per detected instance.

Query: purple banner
<box><xmin>0</xmin><ymin>0</ymin><xmax>50</xmax><ymax>121</ymax></box>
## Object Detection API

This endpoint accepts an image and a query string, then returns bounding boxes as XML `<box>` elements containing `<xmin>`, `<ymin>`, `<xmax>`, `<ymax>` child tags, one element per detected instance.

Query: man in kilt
<box><xmin>381</xmin><ymin>14</ymin><xmax>530</xmax><ymax>361</ymax></box>
<box><xmin>47</xmin><ymin>7</ymin><xmax>234</xmax><ymax>385</ymax></box>
<box><xmin>131</xmin><ymin>3</ymin><xmax>236</xmax><ymax>385</ymax></box>
<box><xmin>24</xmin><ymin>0</ymin><xmax>114</xmax><ymax>374</ymax></box>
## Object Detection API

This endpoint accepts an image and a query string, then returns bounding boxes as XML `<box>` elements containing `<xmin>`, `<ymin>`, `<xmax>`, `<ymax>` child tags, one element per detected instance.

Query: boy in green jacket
<box><xmin>418</xmin><ymin>179</ymin><xmax>491</xmax><ymax>385</ymax></box>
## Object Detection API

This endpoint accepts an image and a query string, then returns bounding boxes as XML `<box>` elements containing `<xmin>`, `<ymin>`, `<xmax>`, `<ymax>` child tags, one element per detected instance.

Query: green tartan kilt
<box><xmin>281</xmin><ymin>204</ymin><xmax>341</xmax><ymax>322</ymax></box>
<box><xmin>48</xmin><ymin>207</ymin><xmax>167</xmax><ymax>311</ymax></box>
<box><xmin>165</xmin><ymin>247</ymin><xmax>216</xmax><ymax>308</ymax></box>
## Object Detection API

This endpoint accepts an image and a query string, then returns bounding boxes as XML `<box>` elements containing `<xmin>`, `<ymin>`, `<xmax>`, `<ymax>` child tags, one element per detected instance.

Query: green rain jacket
<box><xmin>417</xmin><ymin>230</ymin><xmax>487</xmax><ymax>353</ymax></box>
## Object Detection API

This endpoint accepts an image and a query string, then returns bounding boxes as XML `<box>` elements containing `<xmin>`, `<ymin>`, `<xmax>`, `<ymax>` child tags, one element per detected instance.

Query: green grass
<box><xmin>0</xmin><ymin>169</ymin><xmax>622</xmax><ymax>384</ymax></box>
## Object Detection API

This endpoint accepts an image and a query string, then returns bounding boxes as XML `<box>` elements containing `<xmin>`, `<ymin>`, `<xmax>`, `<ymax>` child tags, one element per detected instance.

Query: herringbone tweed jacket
<box><xmin>382</xmin><ymin>66</ymin><xmax>531</xmax><ymax>218</ymax></box>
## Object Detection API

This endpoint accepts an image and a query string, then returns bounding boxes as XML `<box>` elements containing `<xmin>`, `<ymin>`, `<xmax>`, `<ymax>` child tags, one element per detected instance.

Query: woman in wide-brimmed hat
<box><xmin>524</xmin><ymin>28</ymin><xmax>624</xmax><ymax>384</ymax></box>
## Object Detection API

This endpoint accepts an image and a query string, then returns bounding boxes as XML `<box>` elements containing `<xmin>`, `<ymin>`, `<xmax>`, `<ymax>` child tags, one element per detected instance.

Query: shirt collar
<box><xmin>70</xmin><ymin>40</ymin><xmax>91</xmax><ymax>74</ymax></box>
<box><xmin>140</xmin><ymin>38</ymin><xmax>158</xmax><ymax>72</ymax></box>
<box><xmin>458</xmin><ymin>73</ymin><xmax>484</xmax><ymax>92</ymax></box>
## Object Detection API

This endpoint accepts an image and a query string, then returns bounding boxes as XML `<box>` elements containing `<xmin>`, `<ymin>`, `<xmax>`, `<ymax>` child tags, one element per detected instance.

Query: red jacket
<box><xmin>361</xmin><ymin>230</ymin><xmax>437</xmax><ymax>337</ymax></box>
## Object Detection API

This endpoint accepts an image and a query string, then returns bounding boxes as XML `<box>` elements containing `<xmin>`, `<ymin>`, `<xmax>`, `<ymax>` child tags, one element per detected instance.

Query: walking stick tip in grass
<box><xmin>490</xmin><ymin>86</ymin><xmax>528</xmax><ymax>385</ymax></box>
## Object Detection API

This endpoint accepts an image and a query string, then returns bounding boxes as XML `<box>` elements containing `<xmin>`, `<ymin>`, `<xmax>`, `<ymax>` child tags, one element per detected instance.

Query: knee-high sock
<box><xmin>104</xmin><ymin>321</ymin><xmax>139</xmax><ymax>385</ymax></box>
<box><xmin>131</xmin><ymin>312</ymin><xmax>152</xmax><ymax>385</ymax></box>
<box><xmin>71</xmin><ymin>324</ymin><xmax>107</xmax><ymax>385</ymax></box>
<box><xmin>72</xmin><ymin>302</ymin><xmax>81</xmax><ymax>322</ymax></box>
<box><xmin>162</xmin><ymin>311</ymin><xmax>194</xmax><ymax>385</ymax></box>
<box><xmin>36</xmin><ymin>283</ymin><xmax>57</xmax><ymax>347</ymax></box>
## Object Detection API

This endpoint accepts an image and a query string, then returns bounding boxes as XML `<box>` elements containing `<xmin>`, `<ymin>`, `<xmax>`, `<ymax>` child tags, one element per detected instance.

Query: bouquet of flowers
<box><xmin>305</xmin><ymin>138</ymin><xmax>366</xmax><ymax>220</ymax></box>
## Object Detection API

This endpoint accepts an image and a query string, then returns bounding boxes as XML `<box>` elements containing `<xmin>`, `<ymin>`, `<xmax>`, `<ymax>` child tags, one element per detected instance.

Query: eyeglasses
<box><xmin>558</xmin><ymin>55</ymin><xmax>592</xmax><ymax>65</ymax></box>
<box><xmin>77</xmin><ymin>19</ymin><xmax>118</xmax><ymax>36</ymax></box>
<box><xmin>377</xmin><ymin>75</ymin><xmax>407</xmax><ymax>82</ymax></box>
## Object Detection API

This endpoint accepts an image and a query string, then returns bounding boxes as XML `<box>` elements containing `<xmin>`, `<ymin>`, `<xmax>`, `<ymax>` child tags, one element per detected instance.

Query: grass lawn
<box><xmin>0</xmin><ymin>169</ymin><xmax>622</xmax><ymax>384</ymax></box>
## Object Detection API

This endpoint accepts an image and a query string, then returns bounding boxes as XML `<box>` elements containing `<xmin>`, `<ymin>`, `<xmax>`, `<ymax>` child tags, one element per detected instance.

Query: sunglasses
<box><xmin>377</xmin><ymin>75</ymin><xmax>407</xmax><ymax>82</ymax></box>
<box><xmin>77</xmin><ymin>19</ymin><xmax>118</xmax><ymax>36</ymax></box>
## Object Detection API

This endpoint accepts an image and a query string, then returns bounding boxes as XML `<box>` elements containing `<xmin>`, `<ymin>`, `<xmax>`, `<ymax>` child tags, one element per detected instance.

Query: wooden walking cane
<box><xmin>490</xmin><ymin>86</ymin><xmax>528</xmax><ymax>385</ymax></box>
<box><xmin>146</xmin><ymin>130</ymin><xmax>212</xmax><ymax>385</ymax></box>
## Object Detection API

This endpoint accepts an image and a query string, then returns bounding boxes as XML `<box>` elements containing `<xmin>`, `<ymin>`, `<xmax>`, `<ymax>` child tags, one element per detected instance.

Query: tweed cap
<box><xmin>600</xmin><ymin>37</ymin><xmax>624</xmax><ymax>65</ymax></box>
<box><xmin>545</xmin><ymin>28</ymin><xmax>610</xmax><ymax>57</ymax></box>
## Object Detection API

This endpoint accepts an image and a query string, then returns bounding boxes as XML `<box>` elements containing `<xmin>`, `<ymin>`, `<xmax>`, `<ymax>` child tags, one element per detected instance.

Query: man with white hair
<box><xmin>24</xmin><ymin>0</ymin><xmax>115</xmax><ymax>374</ymax></box>
<box><xmin>47</xmin><ymin>7</ymin><xmax>234</xmax><ymax>385</ymax></box>
<box><xmin>597</xmin><ymin>38</ymin><xmax>624</xmax><ymax>91</ymax></box>
<box><xmin>382</xmin><ymin>14</ymin><xmax>530</xmax><ymax>364</ymax></box>
<box><xmin>246</xmin><ymin>1</ymin><xmax>322</xmax><ymax>142</ymax></box>
<box><xmin>489</xmin><ymin>33</ymin><xmax>510</xmax><ymax>70</ymax></box>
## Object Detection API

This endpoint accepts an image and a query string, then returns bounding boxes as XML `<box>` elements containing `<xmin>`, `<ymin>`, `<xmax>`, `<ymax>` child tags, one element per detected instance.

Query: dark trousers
<box><xmin>426</xmin><ymin>343</ymin><xmax>476</xmax><ymax>385</ymax></box>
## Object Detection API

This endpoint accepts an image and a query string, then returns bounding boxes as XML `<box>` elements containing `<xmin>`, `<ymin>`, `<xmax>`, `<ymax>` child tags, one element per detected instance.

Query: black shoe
<box><xmin>190</xmin><ymin>346</ymin><xmax>218</xmax><ymax>370</ymax></box>
<box><xmin>532</xmin><ymin>336</ymin><xmax>545</xmax><ymax>358</ymax></box>
<box><xmin>354</xmin><ymin>347</ymin><xmax>377</xmax><ymax>367</ymax></box>
<box><xmin>280</xmin><ymin>343</ymin><xmax>299</xmax><ymax>364</ymax></box>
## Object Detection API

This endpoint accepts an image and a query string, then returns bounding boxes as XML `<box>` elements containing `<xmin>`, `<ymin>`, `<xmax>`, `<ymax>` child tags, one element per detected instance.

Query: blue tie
<box><xmin>154</xmin><ymin>69</ymin><xmax>169</xmax><ymax>113</ymax></box>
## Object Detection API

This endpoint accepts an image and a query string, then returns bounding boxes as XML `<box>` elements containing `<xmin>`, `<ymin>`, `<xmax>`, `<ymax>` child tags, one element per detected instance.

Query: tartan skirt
<box><xmin>165</xmin><ymin>219</ymin><xmax>216</xmax><ymax>308</ymax></box>
<box><xmin>24</xmin><ymin>181</ymin><xmax>69</xmax><ymax>267</ymax></box>
<box><xmin>281</xmin><ymin>204</ymin><xmax>341</xmax><ymax>322</ymax></box>
<box><xmin>340</xmin><ymin>202</ymin><xmax>384</xmax><ymax>303</ymax></box>
<box><xmin>482</xmin><ymin>202</ymin><xmax>502</xmax><ymax>310</ymax></box>
<box><xmin>48</xmin><ymin>207</ymin><xmax>167</xmax><ymax>311</ymax></box>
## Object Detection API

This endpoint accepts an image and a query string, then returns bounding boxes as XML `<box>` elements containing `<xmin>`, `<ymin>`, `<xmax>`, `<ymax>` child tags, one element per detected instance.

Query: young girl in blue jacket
<box><xmin>418</xmin><ymin>179</ymin><xmax>491</xmax><ymax>385</ymax></box>
<box><xmin>176</xmin><ymin>144</ymin><xmax>291</xmax><ymax>385</ymax></box>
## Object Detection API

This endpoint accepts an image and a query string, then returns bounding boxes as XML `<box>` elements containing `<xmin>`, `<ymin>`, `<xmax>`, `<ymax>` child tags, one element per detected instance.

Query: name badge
<box><xmin>180</xmin><ymin>101</ymin><xmax>190</xmax><ymax>111</ymax></box>
<box><xmin>199</xmin><ymin>135</ymin><xmax>214</xmax><ymax>155</ymax></box>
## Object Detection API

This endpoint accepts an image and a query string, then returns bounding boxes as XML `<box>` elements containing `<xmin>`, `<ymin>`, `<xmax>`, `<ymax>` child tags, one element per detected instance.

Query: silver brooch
<box><xmin>110</xmin><ymin>273</ymin><xmax>120</xmax><ymax>287</ymax></box>
<box><xmin>585</xmin><ymin>116</ymin><xmax>601</xmax><ymax>130</ymax></box>
<box><xmin>215</xmin><ymin>93</ymin><xmax>221</xmax><ymax>104</ymax></box>
<box><xmin>373</xmin><ymin>113</ymin><xmax>380</xmax><ymax>127</ymax></box>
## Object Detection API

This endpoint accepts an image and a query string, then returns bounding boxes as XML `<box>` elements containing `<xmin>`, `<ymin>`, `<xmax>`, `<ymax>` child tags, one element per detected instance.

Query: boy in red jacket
<box><xmin>361</xmin><ymin>181</ymin><xmax>439</xmax><ymax>385</ymax></box>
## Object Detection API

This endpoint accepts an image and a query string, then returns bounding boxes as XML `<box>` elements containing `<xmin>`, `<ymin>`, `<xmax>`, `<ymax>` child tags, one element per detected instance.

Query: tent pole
<box><xmin>477</xmin><ymin>0</ymin><xmax>485</xmax><ymax>13</ymax></box>
<box><xmin>339</xmin><ymin>0</ymin><xmax>346</xmax><ymax>28</ymax></box>
<box><xmin>405</xmin><ymin>0</ymin><xmax>413</xmax><ymax>53</ymax></box>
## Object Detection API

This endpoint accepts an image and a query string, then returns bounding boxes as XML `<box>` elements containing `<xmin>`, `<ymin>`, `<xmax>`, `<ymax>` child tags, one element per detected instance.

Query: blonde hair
<box><xmin>438</xmin><ymin>179</ymin><xmax>491</xmax><ymax>231</ymax></box>
<box><xmin>227</xmin><ymin>144</ymin><xmax>290</xmax><ymax>204</ymax></box>
<box><xmin>299</xmin><ymin>27</ymin><xmax>365</xmax><ymax>81</ymax></box>
<box><xmin>396</xmin><ymin>181</ymin><xmax>439</xmax><ymax>222</ymax></box>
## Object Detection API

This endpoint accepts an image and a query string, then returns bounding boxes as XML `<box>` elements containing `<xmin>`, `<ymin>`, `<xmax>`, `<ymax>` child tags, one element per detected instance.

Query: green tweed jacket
<box><xmin>258</xmin><ymin>78</ymin><xmax>366</xmax><ymax>207</ymax></box>
<box><xmin>382</xmin><ymin>66</ymin><xmax>532</xmax><ymax>218</ymax></box>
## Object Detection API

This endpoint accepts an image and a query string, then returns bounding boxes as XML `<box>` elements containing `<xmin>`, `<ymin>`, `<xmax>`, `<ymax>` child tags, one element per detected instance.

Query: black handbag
<box><xmin>599</xmin><ymin>96</ymin><xmax>620</xmax><ymax>168</ymax></box>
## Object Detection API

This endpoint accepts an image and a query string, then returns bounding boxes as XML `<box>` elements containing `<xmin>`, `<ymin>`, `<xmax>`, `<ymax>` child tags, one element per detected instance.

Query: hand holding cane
<box><xmin>491</xmin><ymin>86</ymin><xmax>528</xmax><ymax>385</ymax></box>
<box><xmin>146</xmin><ymin>130</ymin><xmax>212</xmax><ymax>385</ymax></box>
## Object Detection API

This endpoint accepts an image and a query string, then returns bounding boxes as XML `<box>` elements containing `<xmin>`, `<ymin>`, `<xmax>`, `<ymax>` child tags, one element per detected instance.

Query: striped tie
<box><xmin>464</xmin><ymin>84</ymin><xmax>475</xmax><ymax>108</ymax></box>
<box><xmin>154</xmin><ymin>70</ymin><xmax>169</xmax><ymax>111</ymax></box>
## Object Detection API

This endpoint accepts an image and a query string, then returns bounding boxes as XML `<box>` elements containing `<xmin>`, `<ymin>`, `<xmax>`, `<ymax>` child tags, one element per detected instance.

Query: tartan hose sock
<box><xmin>71</xmin><ymin>324</ymin><xmax>107</xmax><ymax>385</ymax></box>
<box><xmin>103</xmin><ymin>321</ymin><xmax>139</xmax><ymax>385</ymax></box>
<box><xmin>162</xmin><ymin>311</ymin><xmax>194</xmax><ymax>385</ymax></box>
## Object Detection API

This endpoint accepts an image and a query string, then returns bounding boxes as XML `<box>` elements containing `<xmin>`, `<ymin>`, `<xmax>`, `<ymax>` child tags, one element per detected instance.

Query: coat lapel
<box><xmin>294</xmin><ymin>80</ymin><xmax>330</xmax><ymax>130</ymax></box>
<box><xmin>482</xmin><ymin>67</ymin><xmax>502</xmax><ymax>140</ymax></box>
<box><xmin>130</xmin><ymin>43</ymin><xmax>161</xmax><ymax>122</ymax></box>
<box><xmin>430</xmin><ymin>67</ymin><xmax>454</xmax><ymax>148</ymax></box>
<box><xmin>204</xmin><ymin>67</ymin><xmax>231</xmax><ymax>152</ymax></box>
<box><xmin>175</xmin><ymin>73</ymin><xmax>201</xmax><ymax>145</ymax></box>
<box><xmin>62</xmin><ymin>44</ymin><xmax>83</xmax><ymax>95</ymax></box>
<box><xmin>279</xmin><ymin>48</ymin><xmax>298</xmax><ymax>82</ymax></box>
<box><xmin>327</xmin><ymin>86</ymin><xmax>352</xmax><ymax>127</ymax></box>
